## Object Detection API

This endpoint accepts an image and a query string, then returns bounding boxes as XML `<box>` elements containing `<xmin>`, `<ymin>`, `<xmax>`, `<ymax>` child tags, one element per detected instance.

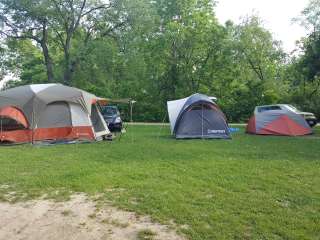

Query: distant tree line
<box><xmin>0</xmin><ymin>0</ymin><xmax>319</xmax><ymax>122</ymax></box>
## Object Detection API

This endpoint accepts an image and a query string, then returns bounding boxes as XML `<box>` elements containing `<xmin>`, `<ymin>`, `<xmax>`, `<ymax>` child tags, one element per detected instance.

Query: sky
<box><xmin>215</xmin><ymin>0</ymin><xmax>310</xmax><ymax>53</ymax></box>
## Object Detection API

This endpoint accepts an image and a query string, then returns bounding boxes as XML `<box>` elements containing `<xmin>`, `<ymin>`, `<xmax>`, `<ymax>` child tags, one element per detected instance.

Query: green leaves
<box><xmin>1</xmin><ymin>0</ymin><xmax>318</xmax><ymax>121</ymax></box>
<box><xmin>284</xmin><ymin>0</ymin><xmax>320</xmax><ymax>118</ymax></box>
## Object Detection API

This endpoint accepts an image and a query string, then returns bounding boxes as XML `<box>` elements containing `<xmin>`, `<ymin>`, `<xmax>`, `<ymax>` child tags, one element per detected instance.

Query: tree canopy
<box><xmin>0</xmin><ymin>0</ymin><xmax>319</xmax><ymax>122</ymax></box>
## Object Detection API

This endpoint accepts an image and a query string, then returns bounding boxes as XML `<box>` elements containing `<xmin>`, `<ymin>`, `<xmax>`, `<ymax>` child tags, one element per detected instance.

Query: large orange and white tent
<box><xmin>0</xmin><ymin>84</ymin><xmax>110</xmax><ymax>144</ymax></box>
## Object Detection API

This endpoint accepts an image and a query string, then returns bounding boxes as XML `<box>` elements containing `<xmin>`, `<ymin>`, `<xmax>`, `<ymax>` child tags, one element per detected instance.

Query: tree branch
<box><xmin>53</xmin><ymin>28</ymin><xmax>67</xmax><ymax>52</ymax></box>
<box><xmin>101</xmin><ymin>20</ymin><xmax>129</xmax><ymax>37</ymax></box>
<box><xmin>81</xmin><ymin>3</ymin><xmax>111</xmax><ymax>17</ymax></box>
<box><xmin>0</xmin><ymin>29</ymin><xmax>41</xmax><ymax>43</ymax></box>
<box><xmin>51</xmin><ymin>0</ymin><xmax>70</xmax><ymax>31</ymax></box>
<box><xmin>73</xmin><ymin>0</ymin><xmax>87</xmax><ymax>32</ymax></box>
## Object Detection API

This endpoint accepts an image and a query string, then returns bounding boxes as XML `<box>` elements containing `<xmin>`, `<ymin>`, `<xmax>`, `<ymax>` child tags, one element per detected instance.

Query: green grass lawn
<box><xmin>0</xmin><ymin>126</ymin><xmax>319</xmax><ymax>240</ymax></box>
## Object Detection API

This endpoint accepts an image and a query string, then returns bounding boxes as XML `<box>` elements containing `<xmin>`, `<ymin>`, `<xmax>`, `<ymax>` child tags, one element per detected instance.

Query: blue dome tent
<box><xmin>167</xmin><ymin>94</ymin><xmax>231</xmax><ymax>139</ymax></box>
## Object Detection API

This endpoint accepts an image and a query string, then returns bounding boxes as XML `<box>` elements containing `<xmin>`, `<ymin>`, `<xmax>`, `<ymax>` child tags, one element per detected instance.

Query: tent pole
<box><xmin>31</xmin><ymin>111</ymin><xmax>33</xmax><ymax>145</ymax></box>
<box><xmin>31</xmin><ymin>106</ymin><xmax>34</xmax><ymax>145</ymax></box>
<box><xmin>0</xmin><ymin>116</ymin><xmax>2</xmax><ymax>143</ymax></box>
<box><xmin>157</xmin><ymin>111</ymin><xmax>168</xmax><ymax>139</ymax></box>
<box><xmin>202</xmin><ymin>103</ymin><xmax>204</xmax><ymax>139</ymax></box>
<box><xmin>130</xmin><ymin>101</ymin><xmax>133</xmax><ymax>122</ymax></box>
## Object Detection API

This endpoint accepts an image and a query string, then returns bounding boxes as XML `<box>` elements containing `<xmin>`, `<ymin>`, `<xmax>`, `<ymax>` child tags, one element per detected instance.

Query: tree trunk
<box><xmin>40</xmin><ymin>41</ymin><xmax>54</xmax><ymax>82</ymax></box>
<box><xmin>63</xmin><ymin>63</ymin><xmax>72</xmax><ymax>86</ymax></box>
<box><xmin>40</xmin><ymin>23</ymin><xmax>54</xmax><ymax>82</ymax></box>
<box><xmin>38</xmin><ymin>20</ymin><xmax>54</xmax><ymax>83</ymax></box>
<box><xmin>63</xmin><ymin>35</ymin><xmax>74</xmax><ymax>85</ymax></box>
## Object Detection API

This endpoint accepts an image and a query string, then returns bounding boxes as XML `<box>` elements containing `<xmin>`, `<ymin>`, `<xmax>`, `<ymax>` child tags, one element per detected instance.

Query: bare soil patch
<box><xmin>0</xmin><ymin>194</ymin><xmax>185</xmax><ymax>240</ymax></box>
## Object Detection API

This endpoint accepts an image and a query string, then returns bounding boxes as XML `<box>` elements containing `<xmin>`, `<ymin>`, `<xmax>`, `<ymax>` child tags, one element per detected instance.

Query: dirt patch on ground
<box><xmin>0</xmin><ymin>194</ymin><xmax>185</xmax><ymax>240</ymax></box>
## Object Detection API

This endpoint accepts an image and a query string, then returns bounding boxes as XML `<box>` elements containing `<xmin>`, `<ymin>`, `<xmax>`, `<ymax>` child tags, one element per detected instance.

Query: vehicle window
<box><xmin>102</xmin><ymin>107</ymin><xmax>117</xmax><ymax>116</ymax></box>
<box><xmin>286</xmin><ymin>105</ymin><xmax>299</xmax><ymax>112</ymax></box>
<box><xmin>269</xmin><ymin>106</ymin><xmax>281</xmax><ymax>111</ymax></box>
<box><xmin>258</xmin><ymin>107</ymin><xmax>270</xmax><ymax>112</ymax></box>
<box><xmin>258</xmin><ymin>106</ymin><xmax>281</xmax><ymax>112</ymax></box>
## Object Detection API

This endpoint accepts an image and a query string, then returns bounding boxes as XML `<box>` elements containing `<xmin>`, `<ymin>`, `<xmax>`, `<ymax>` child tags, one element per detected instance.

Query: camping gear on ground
<box><xmin>167</xmin><ymin>93</ymin><xmax>231</xmax><ymax>139</ymax></box>
<box><xmin>0</xmin><ymin>84</ymin><xmax>111</xmax><ymax>144</ymax></box>
<box><xmin>246</xmin><ymin>107</ymin><xmax>312</xmax><ymax>136</ymax></box>
<box><xmin>229</xmin><ymin>127</ymin><xmax>240</xmax><ymax>133</ymax></box>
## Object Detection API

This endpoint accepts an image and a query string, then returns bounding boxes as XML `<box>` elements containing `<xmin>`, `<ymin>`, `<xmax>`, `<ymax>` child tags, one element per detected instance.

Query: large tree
<box><xmin>0</xmin><ymin>0</ymin><xmax>295</xmax><ymax>122</ymax></box>
<box><xmin>0</xmin><ymin>0</ymin><xmax>129</xmax><ymax>84</ymax></box>
<box><xmin>0</xmin><ymin>0</ymin><xmax>55</xmax><ymax>81</ymax></box>
<box><xmin>0</xmin><ymin>42</ymin><xmax>5</xmax><ymax>82</ymax></box>
<box><xmin>284</xmin><ymin>0</ymin><xmax>320</xmax><ymax>117</ymax></box>
<box><xmin>148</xmin><ymin>0</ymin><xmax>225</xmax><ymax>98</ymax></box>
<box><xmin>215</xmin><ymin>16</ymin><xmax>286</xmax><ymax>121</ymax></box>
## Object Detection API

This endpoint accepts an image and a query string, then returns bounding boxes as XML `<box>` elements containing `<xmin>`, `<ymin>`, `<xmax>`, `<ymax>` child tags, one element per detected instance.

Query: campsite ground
<box><xmin>0</xmin><ymin>125</ymin><xmax>319</xmax><ymax>240</ymax></box>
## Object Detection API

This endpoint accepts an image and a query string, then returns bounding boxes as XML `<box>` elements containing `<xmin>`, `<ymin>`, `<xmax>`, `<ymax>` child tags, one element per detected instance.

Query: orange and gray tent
<box><xmin>246</xmin><ymin>109</ymin><xmax>312</xmax><ymax>136</ymax></box>
<box><xmin>167</xmin><ymin>93</ymin><xmax>231</xmax><ymax>139</ymax></box>
<box><xmin>0</xmin><ymin>84</ymin><xmax>110</xmax><ymax>144</ymax></box>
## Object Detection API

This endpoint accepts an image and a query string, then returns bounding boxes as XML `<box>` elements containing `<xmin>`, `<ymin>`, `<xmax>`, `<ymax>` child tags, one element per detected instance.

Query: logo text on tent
<box><xmin>208</xmin><ymin>129</ymin><xmax>226</xmax><ymax>134</ymax></box>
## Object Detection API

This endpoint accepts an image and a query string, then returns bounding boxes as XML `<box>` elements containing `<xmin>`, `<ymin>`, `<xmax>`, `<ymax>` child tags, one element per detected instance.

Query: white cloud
<box><xmin>215</xmin><ymin>0</ymin><xmax>310</xmax><ymax>53</ymax></box>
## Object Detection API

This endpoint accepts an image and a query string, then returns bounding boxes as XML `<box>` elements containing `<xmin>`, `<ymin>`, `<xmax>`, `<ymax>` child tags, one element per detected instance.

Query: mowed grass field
<box><xmin>0</xmin><ymin>125</ymin><xmax>319</xmax><ymax>240</ymax></box>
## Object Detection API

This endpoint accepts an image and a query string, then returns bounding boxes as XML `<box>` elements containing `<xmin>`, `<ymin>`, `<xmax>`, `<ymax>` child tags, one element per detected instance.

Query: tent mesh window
<box><xmin>188</xmin><ymin>103</ymin><xmax>213</xmax><ymax>111</ymax></box>
<box><xmin>91</xmin><ymin>104</ymin><xmax>106</xmax><ymax>133</ymax></box>
<box><xmin>0</xmin><ymin>117</ymin><xmax>27</xmax><ymax>131</ymax></box>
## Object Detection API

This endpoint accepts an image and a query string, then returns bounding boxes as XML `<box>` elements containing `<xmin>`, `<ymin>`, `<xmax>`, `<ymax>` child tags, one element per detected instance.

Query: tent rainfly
<box><xmin>0</xmin><ymin>84</ymin><xmax>111</xmax><ymax>144</ymax></box>
<box><xmin>167</xmin><ymin>93</ymin><xmax>231</xmax><ymax>139</ymax></box>
<box><xmin>246</xmin><ymin>108</ymin><xmax>312</xmax><ymax>136</ymax></box>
